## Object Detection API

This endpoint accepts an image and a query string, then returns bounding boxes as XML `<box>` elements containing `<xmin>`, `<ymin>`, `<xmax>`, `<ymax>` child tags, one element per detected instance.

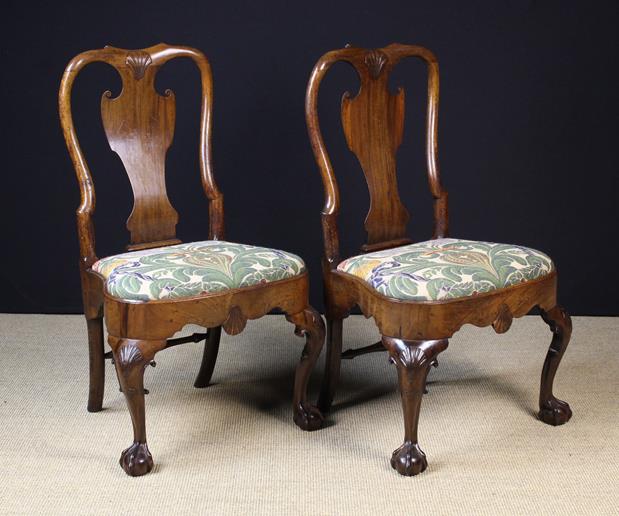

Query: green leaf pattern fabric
<box><xmin>92</xmin><ymin>241</ymin><xmax>306</xmax><ymax>302</ymax></box>
<box><xmin>337</xmin><ymin>238</ymin><xmax>554</xmax><ymax>302</ymax></box>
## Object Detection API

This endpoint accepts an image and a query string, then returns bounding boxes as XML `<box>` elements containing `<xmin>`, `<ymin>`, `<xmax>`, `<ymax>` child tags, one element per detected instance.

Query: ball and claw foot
<box><xmin>119</xmin><ymin>442</ymin><xmax>153</xmax><ymax>477</ymax></box>
<box><xmin>391</xmin><ymin>441</ymin><xmax>428</xmax><ymax>476</ymax></box>
<box><xmin>293</xmin><ymin>402</ymin><xmax>324</xmax><ymax>431</ymax></box>
<box><xmin>539</xmin><ymin>397</ymin><xmax>572</xmax><ymax>426</ymax></box>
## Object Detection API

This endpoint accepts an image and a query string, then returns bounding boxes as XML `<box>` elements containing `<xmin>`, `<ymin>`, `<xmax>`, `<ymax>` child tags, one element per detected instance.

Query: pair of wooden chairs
<box><xmin>59</xmin><ymin>43</ymin><xmax>572</xmax><ymax>477</ymax></box>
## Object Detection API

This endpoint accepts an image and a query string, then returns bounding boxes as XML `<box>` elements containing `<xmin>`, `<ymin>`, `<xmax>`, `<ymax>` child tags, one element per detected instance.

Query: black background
<box><xmin>1</xmin><ymin>0</ymin><xmax>617</xmax><ymax>315</ymax></box>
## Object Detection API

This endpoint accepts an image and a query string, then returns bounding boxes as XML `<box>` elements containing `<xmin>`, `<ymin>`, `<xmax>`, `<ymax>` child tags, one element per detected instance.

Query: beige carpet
<box><xmin>0</xmin><ymin>314</ymin><xmax>617</xmax><ymax>515</ymax></box>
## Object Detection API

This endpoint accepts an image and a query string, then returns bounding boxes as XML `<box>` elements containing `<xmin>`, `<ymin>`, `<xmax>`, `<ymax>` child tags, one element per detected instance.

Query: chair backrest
<box><xmin>305</xmin><ymin>43</ymin><xmax>448</xmax><ymax>268</ymax></box>
<box><xmin>59</xmin><ymin>43</ymin><xmax>224</xmax><ymax>269</ymax></box>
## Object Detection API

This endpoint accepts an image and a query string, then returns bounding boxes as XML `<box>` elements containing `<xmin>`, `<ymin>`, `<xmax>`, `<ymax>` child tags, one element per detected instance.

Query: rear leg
<box><xmin>318</xmin><ymin>317</ymin><xmax>343</xmax><ymax>413</ymax></box>
<box><xmin>86</xmin><ymin>317</ymin><xmax>105</xmax><ymax>412</ymax></box>
<box><xmin>194</xmin><ymin>326</ymin><xmax>222</xmax><ymax>388</ymax></box>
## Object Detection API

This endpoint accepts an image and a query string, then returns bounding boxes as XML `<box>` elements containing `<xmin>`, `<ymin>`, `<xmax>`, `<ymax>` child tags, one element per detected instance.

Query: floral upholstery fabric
<box><xmin>92</xmin><ymin>241</ymin><xmax>306</xmax><ymax>302</ymax></box>
<box><xmin>337</xmin><ymin>238</ymin><xmax>554</xmax><ymax>302</ymax></box>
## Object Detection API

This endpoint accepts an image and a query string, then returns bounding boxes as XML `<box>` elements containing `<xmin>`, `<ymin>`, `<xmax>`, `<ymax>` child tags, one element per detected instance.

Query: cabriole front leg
<box><xmin>382</xmin><ymin>337</ymin><xmax>449</xmax><ymax>476</ymax></box>
<box><xmin>286</xmin><ymin>307</ymin><xmax>326</xmax><ymax>431</ymax></box>
<box><xmin>109</xmin><ymin>336</ymin><xmax>166</xmax><ymax>476</ymax></box>
<box><xmin>539</xmin><ymin>306</ymin><xmax>572</xmax><ymax>425</ymax></box>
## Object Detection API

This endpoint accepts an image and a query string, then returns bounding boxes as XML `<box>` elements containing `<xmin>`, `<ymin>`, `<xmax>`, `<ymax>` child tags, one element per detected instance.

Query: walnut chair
<box><xmin>305</xmin><ymin>43</ymin><xmax>572</xmax><ymax>476</ymax></box>
<box><xmin>59</xmin><ymin>44</ymin><xmax>325</xmax><ymax>476</ymax></box>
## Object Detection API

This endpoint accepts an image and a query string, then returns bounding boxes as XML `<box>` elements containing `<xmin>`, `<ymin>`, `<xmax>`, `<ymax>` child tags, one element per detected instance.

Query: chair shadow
<box><xmin>160</xmin><ymin>352</ymin><xmax>541</xmax><ymax>469</ymax></box>
<box><xmin>335</xmin><ymin>358</ymin><xmax>539</xmax><ymax>418</ymax></box>
<box><xmin>330</xmin><ymin>385</ymin><xmax>396</xmax><ymax>412</ymax></box>
<box><xmin>452</xmin><ymin>376</ymin><xmax>537</xmax><ymax>417</ymax></box>
<box><xmin>185</xmin><ymin>357</ymin><xmax>539</xmax><ymax>420</ymax></box>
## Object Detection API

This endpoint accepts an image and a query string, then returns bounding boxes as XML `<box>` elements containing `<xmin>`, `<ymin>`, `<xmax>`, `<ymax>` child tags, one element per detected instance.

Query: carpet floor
<box><xmin>0</xmin><ymin>314</ymin><xmax>617</xmax><ymax>515</ymax></box>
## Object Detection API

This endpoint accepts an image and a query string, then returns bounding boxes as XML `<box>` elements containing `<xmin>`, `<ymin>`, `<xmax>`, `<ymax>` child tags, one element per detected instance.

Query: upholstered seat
<box><xmin>337</xmin><ymin>238</ymin><xmax>553</xmax><ymax>302</ymax></box>
<box><xmin>92</xmin><ymin>240</ymin><xmax>306</xmax><ymax>302</ymax></box>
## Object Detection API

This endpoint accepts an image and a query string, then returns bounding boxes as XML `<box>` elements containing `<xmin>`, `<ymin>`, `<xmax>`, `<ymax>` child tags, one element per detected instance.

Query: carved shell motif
<box><xmin>492</xmin><ymin>303</ymin><xmax>513</xmax><ymax>334</ymax></box>
<box><xmin>223</xmin><ymin>306</ymin><xmax>248</xmax><ymax>336</ymax></box>
<box><xmin>394</xmin><ymin>346</ymin><xmax>428</xmax><ymax>369</ymax></box>
<box><xmin>125</xmin><ymin>51</ymin><xmax>152</xmax><ymax>80</ymax></box>
<box><xmin>118</xmin><ymin>343</ymin><xmax>143</xmax><ymax>367</ymax></box>
<box><xmin>364</xmin><ymin>50</ymin><xmax>388</xmax><ymax>79</ymax></box>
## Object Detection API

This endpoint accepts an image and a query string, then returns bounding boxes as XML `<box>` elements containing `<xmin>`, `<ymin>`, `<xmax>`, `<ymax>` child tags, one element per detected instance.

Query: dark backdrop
<box><xmin>1</xmin><ymin>0</ymin><xmax>617</xmax><ymax>315</ymax></box>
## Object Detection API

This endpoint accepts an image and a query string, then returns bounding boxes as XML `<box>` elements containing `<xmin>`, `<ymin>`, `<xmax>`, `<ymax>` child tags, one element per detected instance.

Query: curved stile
<box><xmin>306</xmin><ymin>43</ymin><xmax>571</xmax><ymax>477</ymax></box>
<box><xmin>59</xmin><ymin>44</ymin><xmax>325</xmax><ymax>476</ymax></box>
